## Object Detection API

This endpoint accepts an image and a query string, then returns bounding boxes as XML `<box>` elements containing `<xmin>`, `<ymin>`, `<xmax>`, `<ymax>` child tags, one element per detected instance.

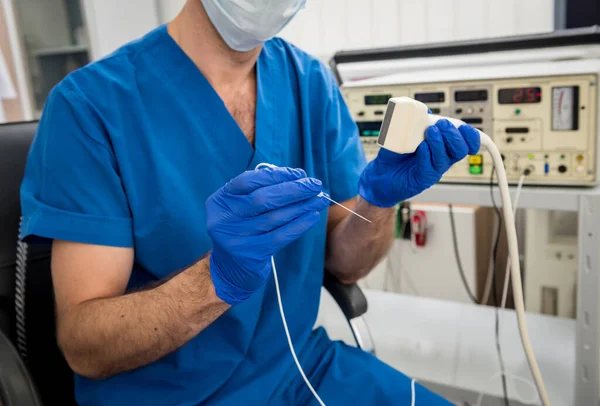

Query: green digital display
<box><xmin>357</xmin><ymin>121</ymin><xmax>383</xmax><ymax>137</ymax></box>
<box><xmin>365</xmin><ymin>94</ymin><xmax>392</xmax><ymax>105</ymax></box>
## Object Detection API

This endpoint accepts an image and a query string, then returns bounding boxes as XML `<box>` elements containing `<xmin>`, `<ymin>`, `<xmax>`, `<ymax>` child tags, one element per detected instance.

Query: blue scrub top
<box><xmin>20</xmin><ymin>25</ymin><xmax>366</xmax><ymax>405</ymax></box>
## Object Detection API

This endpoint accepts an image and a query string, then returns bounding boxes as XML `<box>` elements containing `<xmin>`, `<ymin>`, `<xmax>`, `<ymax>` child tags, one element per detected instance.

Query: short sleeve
<box><xmin>20</xmin><ymin>81</ymin><xmax>133</xmax><ymax>247</ymax></box>
<box><xmin>323</xmin><ymin>69</ymin><xmax>367</xmax><ymax>203</ymax></box>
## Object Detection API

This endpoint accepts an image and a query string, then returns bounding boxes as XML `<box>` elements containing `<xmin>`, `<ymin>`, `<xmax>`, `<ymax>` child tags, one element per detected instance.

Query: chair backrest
<box><xmin>0</xmin><ymin>121</ymin><xmax>76</xmax><ymax>405</ymax></box>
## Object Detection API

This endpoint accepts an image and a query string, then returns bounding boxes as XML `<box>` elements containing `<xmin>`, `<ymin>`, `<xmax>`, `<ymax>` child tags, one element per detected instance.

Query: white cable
<box><xmin>481</xmin><ymin>213</ymin><xmax>500</xmax><ymax>305</ymax></box>
<box><xmin>501</xmin><ymin>173</ymin><xmax>526</xmax><ymax>309</ymax></box>
<box><xmin>411</xmin><ymin>378</ymin><xmax>416</xmax><ymax>406</ymax></box>
<box><xmin>273</xmin><ymin>255</ymin><xmax>416</xmax><ymax>405</ymax></box>
<box><xmin>479</xmin><ymin>133</ymin><xmax>550</xmax><ymax>406</ymax></box>
<box><xmin>271</xmin><ymin>256</ymin><xmax>326</xmax><ymax>406</ymax></box>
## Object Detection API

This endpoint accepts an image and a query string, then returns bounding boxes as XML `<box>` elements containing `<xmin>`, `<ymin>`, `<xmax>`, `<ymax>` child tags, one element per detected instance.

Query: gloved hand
<box><xmin>359</xmin><ymin>119</ymin><xmax>480</xmax><ymax>208</ymax></box>
<box><xmin>206</xmin><ymin>166</ymin><xmax>328</xmax><ymax>305</ymax></box>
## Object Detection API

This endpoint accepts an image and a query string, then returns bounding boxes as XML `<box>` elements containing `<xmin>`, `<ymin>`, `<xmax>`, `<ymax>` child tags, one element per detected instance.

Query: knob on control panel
<box><xmin>558</xmin><ymin>165</ymin><xmax>568</xmax><ymax>174</ymax></box>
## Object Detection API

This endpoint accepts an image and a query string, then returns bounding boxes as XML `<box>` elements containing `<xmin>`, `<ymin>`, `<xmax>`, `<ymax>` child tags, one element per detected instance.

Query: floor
<box><xmin>315</xmin><ymin>288</ymin><xmax>576</xmax><ymax>406</ymax></box>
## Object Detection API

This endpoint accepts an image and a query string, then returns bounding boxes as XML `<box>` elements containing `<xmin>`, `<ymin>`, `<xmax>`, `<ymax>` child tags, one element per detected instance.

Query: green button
<box><xmin>528</xmin><ymin>153</ymin><xmax>534</xmax><ymax>160</ymax></box>
<box><xmin>515</xmin><ymin>109</ymin><xmax>521</xmax><ymax>115</ymax></box>
<box><xmin>470</xmin><ymin>165</ymin><xmax>483</xmax><ymax>175</ymax></box>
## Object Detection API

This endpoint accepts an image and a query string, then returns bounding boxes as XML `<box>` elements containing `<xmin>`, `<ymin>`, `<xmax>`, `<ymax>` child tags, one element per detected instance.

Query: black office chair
<box><xmin>0</xmin><ymin>120</ymin><xmax>372</xmax><ymax>405</ymax></box>
<box><xmin>0</xmin><ymin>121</ymin><xmax>72</xmax><ymax>406</ymax></box>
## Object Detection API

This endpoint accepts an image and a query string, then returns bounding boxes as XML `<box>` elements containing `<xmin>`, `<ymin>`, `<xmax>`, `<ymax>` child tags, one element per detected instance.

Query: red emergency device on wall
<box><xmin>411</xmin><ymin>210</ymin><xmax>427</xmax><ymax>247</ymax></box>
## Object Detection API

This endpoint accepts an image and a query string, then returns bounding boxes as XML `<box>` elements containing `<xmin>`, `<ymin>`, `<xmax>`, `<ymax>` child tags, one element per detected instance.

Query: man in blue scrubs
<box><xmin>20</xmin><ymin>1</ymin><xmax>479</xmax><ymax>405</ymax></box>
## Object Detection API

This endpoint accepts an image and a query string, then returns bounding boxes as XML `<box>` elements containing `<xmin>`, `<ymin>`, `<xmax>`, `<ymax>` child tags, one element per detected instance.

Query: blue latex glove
<box><xmin>206</xmin><ymin>166</ymin><xmax>328</xmax><ymax>305</ymax></box>
<box><xmin>359</xmin><ymin>119</ymin><xmax>481</xmax><ymax>208</ymax></box>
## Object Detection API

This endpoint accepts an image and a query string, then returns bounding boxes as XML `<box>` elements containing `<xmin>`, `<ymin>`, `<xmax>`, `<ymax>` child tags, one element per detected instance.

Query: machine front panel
<box><xmin>342</xmin><ymin>74</ymin><xmax>598</xmax><ymax>186</ymax></box>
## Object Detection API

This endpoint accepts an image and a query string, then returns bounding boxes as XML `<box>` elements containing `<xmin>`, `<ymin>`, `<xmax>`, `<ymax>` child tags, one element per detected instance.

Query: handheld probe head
<box><xmin>377</xmin><ymin>96</ymin><xmax>471</xmax><ymax>154</ymax></box>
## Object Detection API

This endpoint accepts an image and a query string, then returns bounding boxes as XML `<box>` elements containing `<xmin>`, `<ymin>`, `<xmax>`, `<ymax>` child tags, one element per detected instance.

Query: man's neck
<box><xmin>168</xmin><ymin>0</ymin><xmax>261</xmax><ymax>89</ymax></box>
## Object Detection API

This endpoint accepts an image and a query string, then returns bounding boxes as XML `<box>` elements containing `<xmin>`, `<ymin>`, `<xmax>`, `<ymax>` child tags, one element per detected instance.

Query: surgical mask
<box><xmin>202</xmin><ymin>0</ymin><xmax>306</xmax><ymax>52</ymax></box>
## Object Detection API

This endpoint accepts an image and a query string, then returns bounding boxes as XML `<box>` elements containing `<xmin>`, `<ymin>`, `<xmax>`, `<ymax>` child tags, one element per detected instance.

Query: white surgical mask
<box><xmin>202</xmin><ymin>0</ymin><xmax>306</xmax><ymax>52</ymax></box>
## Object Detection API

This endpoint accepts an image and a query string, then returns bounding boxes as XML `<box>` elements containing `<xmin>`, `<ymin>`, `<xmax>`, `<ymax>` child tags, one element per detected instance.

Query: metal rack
<box><xmin>409</xmin><ymin>182</ymin><xmax>600</xmax><ymax>406</ymax></box>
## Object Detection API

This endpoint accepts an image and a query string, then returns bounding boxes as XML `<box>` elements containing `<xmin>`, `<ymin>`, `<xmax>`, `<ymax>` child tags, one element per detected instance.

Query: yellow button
<box><xmin>469</xmin><ymin>155</ymin><xmax>482</xmax><ymax>165</ymax></box>
<box><xmin>577</xmin><ymin>155</ymin><xmax>584</xmax><ymax>162</ymax></box>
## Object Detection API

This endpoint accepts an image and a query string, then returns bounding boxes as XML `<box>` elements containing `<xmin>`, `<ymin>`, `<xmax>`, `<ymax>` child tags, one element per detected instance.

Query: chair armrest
<box><xmin>0</xmin><ymin>329</ymin><xmax>42</xmax><ymax>406</ymax></box>
<box><xmin>322</xmin><ymin>270</ymin><xmax>368</xmax><ymax>320</ymax></box>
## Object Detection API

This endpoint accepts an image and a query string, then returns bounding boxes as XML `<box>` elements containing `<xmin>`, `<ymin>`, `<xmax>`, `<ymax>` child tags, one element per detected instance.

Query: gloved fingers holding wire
<box><xmin>358</xmin><ymin>119</ymin><xmax>481</xmax><ymax>208</ymax></box>
<box><xmin>206</xmin><ymin>165</ymin><xmax>329</xmax><ymax>305</ymax></box>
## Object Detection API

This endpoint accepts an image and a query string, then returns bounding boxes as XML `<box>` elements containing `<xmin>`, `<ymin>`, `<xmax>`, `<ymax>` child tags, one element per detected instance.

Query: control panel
<box><xmin>342</xmin><ymin>74</ymin><xmax>598</xmax><ymax>185</ymax></box>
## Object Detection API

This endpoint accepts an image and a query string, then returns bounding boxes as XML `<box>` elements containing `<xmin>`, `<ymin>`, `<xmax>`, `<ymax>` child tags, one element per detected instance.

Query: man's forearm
<box><xmin>58</xmin><ymin>255</ymin><xmax>229</xmax><ymax>379</ymax></box>
<box><xmin>325</xmin><ymin>197</ymin><xmax>396</xmax><ymax>284</ymax></box>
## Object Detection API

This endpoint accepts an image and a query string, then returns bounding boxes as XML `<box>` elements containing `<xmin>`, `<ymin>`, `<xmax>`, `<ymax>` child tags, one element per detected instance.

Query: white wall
<box><xmin>83</xmin><ymin>0</ymin><xmax>185</xmax><ymax>59</ymax></box>
<box><xmin>1</xmin><ymin>0</ymin><xmax>34</xmax><ymax>120</ymax></box>
<box><xmin>279</xmin><ymin>0</ymin><xmax>555</xmax><ymax>61</ymax></box>
<box><xmin>158</xmin><ymin>0</ymin><xmax>186</xmax><ymax>22</ymax></box>
<box><xmin>82</xmin><ymin>0</ymin><xmax>160</xmax><ymax>59</ymax></box>
<box><xmin>82</xmin><ymin>0</ymin><xmax>555</xmax><ymax>62</ymax></box>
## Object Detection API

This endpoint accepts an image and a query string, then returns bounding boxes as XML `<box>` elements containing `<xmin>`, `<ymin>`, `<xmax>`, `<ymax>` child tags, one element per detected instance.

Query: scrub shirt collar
<box><xmin>146</xmin><ymin>24</ymin><xmax>276</xmax><ymax>172</ymax></box>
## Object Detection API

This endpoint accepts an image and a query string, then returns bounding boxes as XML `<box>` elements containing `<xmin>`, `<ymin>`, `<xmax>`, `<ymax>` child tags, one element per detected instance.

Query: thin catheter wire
<box><xmin>319</xmin><ymin>192</ymin><xmax>372</xmax><ymax>223</ymax></box>
<box><xmin>254</xmin><ymin>162</ymin><xmax>371</xmax><ymax>224</ymax></box>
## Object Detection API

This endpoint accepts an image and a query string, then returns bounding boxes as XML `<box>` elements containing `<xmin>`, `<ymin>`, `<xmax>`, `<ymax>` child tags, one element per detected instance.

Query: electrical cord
<box><xmin>376</xmin><ymin>104</ymin><xmax>549</xmax><ymax>404</ymax></box>
<box><xmin>258</xmin><ymin>162</ymin><xmax>417</xmax><ymax>406</ymax></box>
<box><xmin>385</xmin><ymin>219</ymin><xmax>411</xmax><ymax>292</ymax></box>
<box><xmin>273</xmin><ymin>255</ymin><xmax>417</xmax><ymax>406</ymax></box>
<box><xmin>448</xmin><ymin>204</ymin><xmax>479</xmax><ymax>304</ymax></box>
<box><xmin>386</xmin><ymin>233</ymin><xmax>420</xmax><ymax>295</ymax></box>
<box><xmin>478</xmin><ymin>131</ymin><xmax>550</xmax><ymax>406</ymax></box>
<box><xmin>15</xmin><ymin>217</ymin><xmax>29</xmax><ymax>361</ymax></box>
<box><xmin>490</xmin><ymin>167</ymin><xmax>510</xmax><ymax>406</ymax></box>
<box><xmin>271</xmin><ymin>256</ymin><xmax>326</xmax><ymax>406</ymax></box>
<box><xmin>501</xmin><ymin>171</ymin><xmax>528</xmax><ymax>309</ymax></box>
<box><xmin>481</xmin><ymin>209</ymin><xmax>500</xmax><ymax>306</ymax></box>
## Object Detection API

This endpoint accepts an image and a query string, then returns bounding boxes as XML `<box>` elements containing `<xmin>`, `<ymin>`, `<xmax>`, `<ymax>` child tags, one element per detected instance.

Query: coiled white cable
<box><xmin>15</xmin><ymin>217</ymin><xmax>29</xmax><ymax>361</ymax></box>
<box><xmin>501</xmin><ymin>173</ymin><xmax>527</xmax><ymax>309</ymax></box>
<box><xmin>271</xmin><ymin>256</ymin><xmax>326</xmax><ymax>406</ymax></box>
<box><xmin>423</xmin><ymin>114</ymin><xmax>549</xmax><ymax>405</ymax></box>
<box><xmin>478</xmin><ymin>132</ymin><xmax>551</xmax><ymax>406</ymax></box>
<box><xmin>273</xmin><ymin>254</ymin><xmax>418</xmax><ymax>406</ymax></box>
<box><xmin>259</xmin><ymin>161</ymin><xmax>417</xmax><ymax>406</ymax></box>
<box><xmin>254</xmin><ymin>163</ymin><xmax>326</xmax><ymax>405</ymax></box>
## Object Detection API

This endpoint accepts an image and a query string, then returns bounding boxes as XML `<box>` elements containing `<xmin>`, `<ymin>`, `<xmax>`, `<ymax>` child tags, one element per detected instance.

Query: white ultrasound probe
<box><xmin>378</xmin><ymin>97</ymin><xmax>551</xmax><ymax>406</ymax></box>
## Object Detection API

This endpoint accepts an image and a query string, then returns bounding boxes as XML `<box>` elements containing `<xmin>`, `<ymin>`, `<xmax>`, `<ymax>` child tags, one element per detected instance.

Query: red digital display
<box><xmin>498</xmin><ymin>87</ymin><xmax>542</xmax><ymax>104</ymax></box>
